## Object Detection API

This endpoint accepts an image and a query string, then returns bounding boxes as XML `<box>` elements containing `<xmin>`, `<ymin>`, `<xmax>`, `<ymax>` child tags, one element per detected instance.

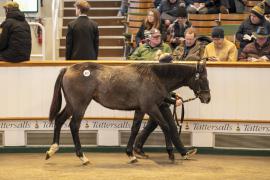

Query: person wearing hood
<box><xmin>236</xmin><ymin>3</ymin><xmax>270</xmax><ymax>52</ymax></box>
<box><xmin>0</xmin><ymin>1</ymin><xmax>31</xmax><ymax>62</ymax></box>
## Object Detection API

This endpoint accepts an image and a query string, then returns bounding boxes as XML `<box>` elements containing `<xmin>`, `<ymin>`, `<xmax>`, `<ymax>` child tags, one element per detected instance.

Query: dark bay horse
<box><xmin>46</xmin><ymin>61</ymin><xmax>210</xmax><ymax>165</ymax></box>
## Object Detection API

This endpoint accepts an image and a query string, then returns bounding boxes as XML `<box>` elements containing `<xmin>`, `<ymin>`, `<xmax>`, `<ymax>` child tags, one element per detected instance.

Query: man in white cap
<box><xmin>128</xmin><ymin>28</ymin><xmax>171</xmax><ymax>60</ymax></box>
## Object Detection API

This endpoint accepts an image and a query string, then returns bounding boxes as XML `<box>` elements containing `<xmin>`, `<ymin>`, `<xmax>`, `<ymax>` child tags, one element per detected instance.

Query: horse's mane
<box><xmin>129</xmin><ymin>63</ymin><xmax>154</xmax><ymax>78</ymax></box>
<box><xmin>150</xmin><ymin>63</ymin><xmax>196</xmax><ymax>79</ymax></box>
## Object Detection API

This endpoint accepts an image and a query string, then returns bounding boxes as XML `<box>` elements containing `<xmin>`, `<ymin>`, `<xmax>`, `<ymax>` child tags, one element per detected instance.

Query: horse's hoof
<box><xmin>82</xmin><ymin>160</ymin><xmax>90</xmax><ymax>166</ymax></box>
<box><xmin>129</xmin><ymin>156</ymin><xmax>138</xmax><ymax>164</ymax></box>
<box><xmin>45</xmin><ymin>152</ymin><xmax>51</xmax><ymax>160</ymax></box>
<box><xmin>168</xmin><ymin>154</ymin><xmax>175</xmax><ymax>162</ymax></box>
<box><xmin>79</xmin><ymin>153</ymin><xmax>90</xmax><ymax>165</ymax></box>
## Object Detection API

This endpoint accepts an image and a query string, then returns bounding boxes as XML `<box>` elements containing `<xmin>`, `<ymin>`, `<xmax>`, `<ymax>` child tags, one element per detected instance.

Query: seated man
<box><xmin>128</xmin><ymin>29</ymin><xmax>172</xmax><ymax>60</ymax></box>
<box><xmin>236</xmin><ymin>4</ymin><xmax>270</xmax><ymax>52</ymax></box>
<box><xmin>239</xmin><ymin>26</ymin><xmax>270</xmax><ymax>61</ymax></box>
<box><xmin>172</xmin><ymin>27</ymin><xmax>209</xmax><ymax>61</ymax></box>
<box><xmin>134</xmin><ymin>56</ymin><xmax>197</xmax><ymax>160</ymax></box>
<box><xmin>204</xmin><ymin>26</ymin><xmax>238</xmax><ymax>61</ymax></box>
<box><xmin>0</xmin><ymin>2</ymin><xmax>31</xmax><ymax>62</ymax></box>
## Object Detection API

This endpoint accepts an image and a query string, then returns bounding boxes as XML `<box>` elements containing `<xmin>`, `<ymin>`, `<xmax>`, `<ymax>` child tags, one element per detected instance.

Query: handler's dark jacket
<box><xmin>0</xmin><ymin>8</ymin><xmax>31</xmax><ymax>62</ymax></box>
<box><xmin>66</xmin><ymin>16</ymin><xmax>99</xmax><ymax>60</ymax></box>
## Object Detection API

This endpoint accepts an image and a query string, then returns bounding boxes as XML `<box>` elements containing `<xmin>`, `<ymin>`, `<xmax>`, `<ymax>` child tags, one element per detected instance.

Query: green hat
<box><xmin>252</xmin><ymin>26</ymin><xmax>270</xmax><ymax>38</ymax></box>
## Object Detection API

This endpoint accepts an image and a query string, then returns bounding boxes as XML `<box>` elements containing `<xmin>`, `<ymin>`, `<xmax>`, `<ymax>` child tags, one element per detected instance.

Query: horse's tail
<box><xmin>49</xmin><ymin>68</ymin><xmax>67</xmax><ymax>122</ymax></box>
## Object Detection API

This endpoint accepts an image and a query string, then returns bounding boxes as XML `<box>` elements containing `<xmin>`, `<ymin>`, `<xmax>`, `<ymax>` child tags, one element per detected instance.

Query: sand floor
<box><xmin>0</xmin><ymin>153</ymin><xmax>269</xmax><ymax>180</ymax></box>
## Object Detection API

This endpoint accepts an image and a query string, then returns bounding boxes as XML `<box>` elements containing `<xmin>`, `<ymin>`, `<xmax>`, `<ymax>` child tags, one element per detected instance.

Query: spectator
<box><xmin>66</xmin><ymin>0</ymin><xmax>99</xmax><ymax>60</ymax></box>
<box><xmin>239</xmin><ymin>26</ymin><xmax>270</xmax><ymax>61</ymax></box>
<box><xmin>236</xmin><ymin>3</ymin><xmax>270</xmax><ymax>52</ymax></box>
<box><xmin>128</xmin><ymin>28</ymin><xmax>172</xmax><ymax>60</ymax></box>
<box><xmin>173</xmin><ymin>27</ymin><xmax>209</xmax><ymax>61</ymax></box>
<box><xmin>118</xmin><ymin>0</ymin><xmax>128</xmax><ymax>16</ymax></box>
<box><xmin>0</xmin><ymin>1</ymin><xmax>31</xmax><ymax>62</ymax></box>
<box><xmin>159</xmin><ymin>0</ymin><xmax>183</xmax><ymax>26</ymax></box>
<box><xmin>257</xmin><ymin>0</ymin><xmax>270</xmax><ymax>15</ymax></box>
<box><xmin>204</xmin><ymin>27</ymin><xmax>238</xmax><ymax>61</ymax></box>
<box><xmin>187</xmin><ymin>0</ymin><xmax>208</xmax><ymax>14</ymax></box>
<box><xmin>135</xmin><ymin>9</ymin><xmax>166</xmax><ymax>47</ymax></box>
<box><xmin>167</xmin><ymin>7</ymin><xmax>192</xmax><ymax>49</ymax></box>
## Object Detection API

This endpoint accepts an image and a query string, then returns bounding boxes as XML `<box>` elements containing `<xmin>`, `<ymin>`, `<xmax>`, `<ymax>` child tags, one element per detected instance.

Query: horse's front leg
<box><xmin>70</xmin><ymin>113</ymin><xmax>89</xmax><ymax>165</ymax></box>
<box><xmin>46</xmin><ymin>106</ymin><xmax>71</xmax><ymax>160</ymax></box>
<box><xmin>126</xmin><ymin>110</ymin><xmax>145</xmax><ymax>163</ymax></box>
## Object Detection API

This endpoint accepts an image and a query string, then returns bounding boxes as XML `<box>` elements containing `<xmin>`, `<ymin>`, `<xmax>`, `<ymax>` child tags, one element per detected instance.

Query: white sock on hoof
<box><xmin>79</xmin><ymin>154</ymin><xmax>89</xmax><ymax>165</ymax></box>
<box><xmin>46</xmin><ymin>143</ymin><xmax>59</xmax><ymax>157</ymax></box>
<box><xmin>129</xmin><ymin>156</ymin><xmax>137</xmax><ymax>163</ymax></box>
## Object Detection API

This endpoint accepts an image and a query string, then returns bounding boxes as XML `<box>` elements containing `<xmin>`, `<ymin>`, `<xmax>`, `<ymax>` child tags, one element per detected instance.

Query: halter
<box><xmin>173</xmin><ymin>63</ymin><xmax>210</xmax><ymax>135</ymax></box>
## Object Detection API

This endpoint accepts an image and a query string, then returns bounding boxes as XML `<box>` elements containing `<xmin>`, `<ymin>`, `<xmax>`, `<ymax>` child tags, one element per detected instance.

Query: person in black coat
<box><xmin>0</xmin><ymin>2</ymin><xmax>31</xmax><ymax>62</ymax></box>
<box><xmin>66</xmin><ymin>0</ymin><xmax>99</xmax><ymax>60</ymax></box>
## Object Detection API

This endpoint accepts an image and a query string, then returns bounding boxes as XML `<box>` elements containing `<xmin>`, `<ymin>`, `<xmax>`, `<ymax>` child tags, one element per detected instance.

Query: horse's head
<box><xmin>188</xmin><ymin>60</ymin><xmax>211</xmax><ymax>104</ymax></box>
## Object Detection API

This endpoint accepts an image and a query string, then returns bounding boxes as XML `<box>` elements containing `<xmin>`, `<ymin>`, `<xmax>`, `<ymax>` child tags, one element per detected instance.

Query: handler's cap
<box><xmin>3</xmin><ymin>1</ymin><xmax>19</xmax><ymax>9</ymax></box>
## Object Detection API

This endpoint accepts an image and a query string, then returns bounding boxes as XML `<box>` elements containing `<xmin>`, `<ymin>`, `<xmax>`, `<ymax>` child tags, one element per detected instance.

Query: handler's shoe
<box><xmin>134</xmin><ymin>147</ymin><xmax>149</xmax><ymax>159</ymax></box>
<box><xmin>182</xmin><ymin>148</ymin><xmax>197</xmax><ymax>160</ymax></box>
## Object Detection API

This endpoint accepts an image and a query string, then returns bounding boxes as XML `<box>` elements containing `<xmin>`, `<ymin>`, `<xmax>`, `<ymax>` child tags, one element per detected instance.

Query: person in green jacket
<box><xmin>128</xmin><ymin>28</ymin><xmax>172</xmax><ymax>60</ymax></box>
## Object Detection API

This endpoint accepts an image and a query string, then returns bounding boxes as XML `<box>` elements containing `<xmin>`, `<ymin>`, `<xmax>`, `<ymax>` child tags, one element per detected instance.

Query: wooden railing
<box><xmin>0</xmin><ymin>61</ymin><xmax>270</xmax><ymax>68</ymax></box>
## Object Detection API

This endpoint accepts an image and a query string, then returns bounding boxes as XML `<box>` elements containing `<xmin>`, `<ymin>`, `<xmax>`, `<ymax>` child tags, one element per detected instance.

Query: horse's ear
<box><xmin>196</xmin><ymin>60</ymin><xmax>204</xmax><ymax>72</ymax></box>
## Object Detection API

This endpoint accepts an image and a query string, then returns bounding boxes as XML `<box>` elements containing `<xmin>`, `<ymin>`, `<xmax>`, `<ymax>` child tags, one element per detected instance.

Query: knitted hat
<box><xmin>211</xmin><ymin>27</ymin><xmax>224</xmax><ymax>39</ymax></box>
<box><xmin>3</xmin><ymin>1</ymin><xmax>19</xmax><ymax>9</ymax></box>
<box><xmin>251</xmin><ymin>3</ymin><xmax>265</xmax><ymax>19</ymax></box>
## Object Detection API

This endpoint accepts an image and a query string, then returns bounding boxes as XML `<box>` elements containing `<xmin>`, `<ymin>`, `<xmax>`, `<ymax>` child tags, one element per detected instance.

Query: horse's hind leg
<box><xmin>126</xmin><ymin>110</ymin><xmax>145</xmax><ymax>163</ymax></box>
<box><xmin>46</xmin><ymin>106</ymin><xmax>71</xmax><ymax>160</ymax></box>
<box><xmin>70</xmin><ymin>111</ymin><xmax>89</xmax><ymax>165</ymax></box>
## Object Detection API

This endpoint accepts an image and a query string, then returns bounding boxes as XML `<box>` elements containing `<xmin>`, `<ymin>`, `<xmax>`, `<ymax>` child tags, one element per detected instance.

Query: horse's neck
<box><xmin>151</xmin><ymin>64</ymin><xmax>195</xmax><ymax>92</ymax></box>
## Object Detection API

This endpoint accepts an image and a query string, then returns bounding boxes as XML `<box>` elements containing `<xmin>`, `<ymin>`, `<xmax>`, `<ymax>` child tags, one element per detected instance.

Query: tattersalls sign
<box><xmin>0</xmin><ymin>120</ymin><xmax>269</xmax><ymax>134</ymax></box>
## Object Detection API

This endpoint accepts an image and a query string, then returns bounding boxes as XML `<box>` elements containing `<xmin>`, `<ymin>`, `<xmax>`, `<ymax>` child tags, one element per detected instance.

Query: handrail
<box><xmin>52</xmin><ymin>0</ymin><xmax>60</xmax><ymax>61</ymax></box>
<box><xmin>0</xmin><ymin>61</ymin><xmax>269</xmax><ymax>67</ymax></box>
<box><xmin>29</xmin><ymin>22</ymin><xmax>46</xmax><ymax>60</ymax></box>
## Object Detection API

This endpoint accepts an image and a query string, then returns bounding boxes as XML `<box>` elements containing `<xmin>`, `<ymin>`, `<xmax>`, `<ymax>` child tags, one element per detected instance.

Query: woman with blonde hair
<box><xmin>135</xmin><ymin>9</ymin><xmax>165</xmax><ymax>46</ymax></box>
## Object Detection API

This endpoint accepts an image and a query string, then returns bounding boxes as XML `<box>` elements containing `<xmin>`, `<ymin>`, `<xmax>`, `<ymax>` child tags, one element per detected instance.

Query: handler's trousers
<box><xmin>134</xmin><ymin>103</ymin><xmax>187</xmax><ymax>155</ymax></box>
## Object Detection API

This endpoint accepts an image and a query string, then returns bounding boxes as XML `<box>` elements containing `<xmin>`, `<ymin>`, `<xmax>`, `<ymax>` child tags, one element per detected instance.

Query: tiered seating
<box><xmin>188</xmin><ymin>14</ymin><xmax>219</xmax><ymax>35</ymax></box>
<box><xmin>127</xmin><ymin>0</ymin><xmax>154</xmax><ymax>36</ymax></box>
<box><xmin>246</xmin><ymin>0</ymin><xmax>262</xmax><ymax>11</ymax></box>
<box><xmin>61</xmin><ymin>0</ymin><xmax>125</xmax><ymax>59</ymax></box>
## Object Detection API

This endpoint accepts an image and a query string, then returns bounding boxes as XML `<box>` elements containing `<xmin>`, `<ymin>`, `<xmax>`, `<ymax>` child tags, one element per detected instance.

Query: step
<box><xmin>64</xmin><ymin>0</ymin><xmax>121</xmax><ymax>8</ymax></box>
<box><xmin>59</xmin><ymin>46</ymin><xmax>124</xmax><ymax>57</ymax></box>
<box><xmin>62</xmin><ymin>26</ymin><xmax>125</xmax><ymax>36</ymax></box>
<box><xmin>62</xmin><ymin>16</ymin><xmax>125</xmax><ymax>26</ymax></box>
<box><xmin>63</xmin><ymin>7</ymin><xmax>119</xmax><ymax>17</ymax></box>
<box><xmin>60</xmin><ymin>36</ymin><xmax>125</xmax><ymax>46</ymax></box>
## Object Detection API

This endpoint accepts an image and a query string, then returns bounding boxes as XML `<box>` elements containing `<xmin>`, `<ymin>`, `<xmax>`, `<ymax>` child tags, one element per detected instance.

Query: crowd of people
<box><xmin>1</xmin><ymin>0</ymin><xmax>270</xmax><ymax>62</ymax></box>
<box><xmin>127</xmin><ymin>0</ymin><xmax>270</xmax><ymax>62</ymax></box>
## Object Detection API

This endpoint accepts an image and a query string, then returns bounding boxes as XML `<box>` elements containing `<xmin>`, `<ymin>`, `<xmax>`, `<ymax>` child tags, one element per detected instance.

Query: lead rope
<box><xmin>173</xmin><ymin>96</ymin><xmax>198</xmax><ymax>135</ymax></box>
